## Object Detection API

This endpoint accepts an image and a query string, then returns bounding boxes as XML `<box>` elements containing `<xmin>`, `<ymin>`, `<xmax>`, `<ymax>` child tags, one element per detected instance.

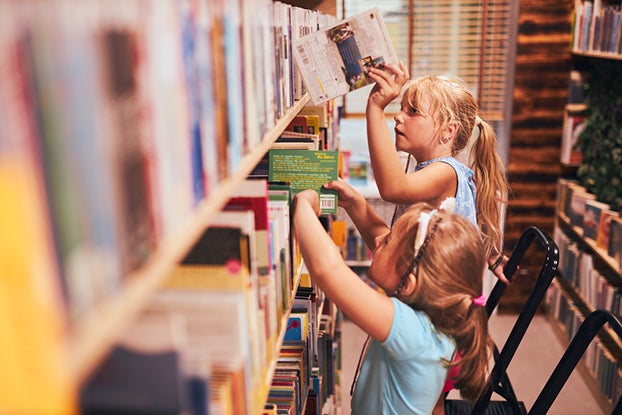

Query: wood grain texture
<box><xmin>500</xmin><ymin>0</ymin><xmax>574</xmax><ymax>313</ymax></box>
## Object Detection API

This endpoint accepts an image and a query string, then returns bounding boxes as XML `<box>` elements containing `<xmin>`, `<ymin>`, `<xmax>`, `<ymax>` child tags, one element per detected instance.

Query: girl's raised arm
<box><xmin>293</xmin><ymin>190</ymin><xmax>394</xmax><ymax>341</ymax></box>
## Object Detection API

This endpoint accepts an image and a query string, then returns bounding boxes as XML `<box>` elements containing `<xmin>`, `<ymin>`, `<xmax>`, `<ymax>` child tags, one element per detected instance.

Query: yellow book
<box><xmin>299</xmin><ymin>105</ymin><xmax>328</xmax><ymax>128</ymax></box>
<box><xmin>0</xmin><ymin>162</ymin><xmax>76</xmax><ymax>414</ymax></box>
<box><xmin>262</xmin><ymin>402</ymin><xmax>278</xmax><ymax>414</ymax></box>
<box><xmin>304</xmin><ymin>114</ymin><xmax>321</xmax><ymax>136</ymax></box>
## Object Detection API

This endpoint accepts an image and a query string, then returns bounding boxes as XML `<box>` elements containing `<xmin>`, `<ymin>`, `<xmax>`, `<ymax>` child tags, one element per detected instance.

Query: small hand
<box><xmin>367</xmin><ymin>61</ymin><xmax>410</xmax><ymax>109</ymax></box>
<box><xmin>294</xmin><ymin>189</ymin><xmax>321</xmax><ymax>216</ymax></box>
<box><xmin>490</xmin><ymin>254</ymin><xmax>514</xmax><ymax>285</ymax></box>
<box><xmin>323</xmin><ymin>178</ymin><xmax>363</xmax><ymax>209</ymax></box>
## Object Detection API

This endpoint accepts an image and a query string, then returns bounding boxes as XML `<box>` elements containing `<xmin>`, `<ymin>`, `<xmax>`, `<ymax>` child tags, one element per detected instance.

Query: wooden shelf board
<box><xmin>68</xmin><ymin>95</ymin><xmax>310</xmax><ymax>384</ymax></box>
<box><xmin>557</xmin><ymin>214</ymin><xmax>622</xmax><ymax>278</ymax></box>
<box><xmin>572</xmin><ymin>49</ymin><xmax>622</xmax><ymax>62</ymax></box>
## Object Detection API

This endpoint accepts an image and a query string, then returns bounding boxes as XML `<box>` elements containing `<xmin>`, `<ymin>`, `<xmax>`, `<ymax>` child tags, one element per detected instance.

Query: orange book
<box><xmin>596</xmin><ymin>208</ymin><xmax>619</xmax><ymax>251</ymax></box>
<box><xmin>331</xmin><ymin>220</ymin><xmax>347</xmax><ymax>258</ymax></box>
<box><xmin>583</xmin><ymin>199</ymin><xmax>610</xmax><ymax>240</ymax></box>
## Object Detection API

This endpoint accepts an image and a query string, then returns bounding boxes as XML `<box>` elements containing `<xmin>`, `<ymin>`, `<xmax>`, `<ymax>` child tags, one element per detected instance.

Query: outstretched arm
<box><xmin>293</xmin><ymin>190</ymin><xmax>394</xmax><ymax>341</ymax></box>
<box><xmin>366</xmin><ymin>62</ymin><xmax>410</xmax><ymax>201</ymax></box>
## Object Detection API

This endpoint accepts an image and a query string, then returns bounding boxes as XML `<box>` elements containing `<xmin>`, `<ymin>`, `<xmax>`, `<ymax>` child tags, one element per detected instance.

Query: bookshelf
<box><xmin>546</xmin><ymin>2</ymin><xmax>622</xmax><ymax>411</ymax></box>
<box><xmin>69</xmin><ymin>96</ymin><xmax>311</xmax><ymax>385</ymax></box>
<box><xmin>0</xmin><ymin>0</ymin><xmax>342</xmax><ymax>414</ymax></box>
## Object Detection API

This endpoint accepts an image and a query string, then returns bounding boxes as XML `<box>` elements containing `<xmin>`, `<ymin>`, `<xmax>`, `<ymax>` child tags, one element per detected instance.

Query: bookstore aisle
<box><xmin>339</xmin><ymin>314</ymin><xmax>604</xmax><ymax>415</ymax></box>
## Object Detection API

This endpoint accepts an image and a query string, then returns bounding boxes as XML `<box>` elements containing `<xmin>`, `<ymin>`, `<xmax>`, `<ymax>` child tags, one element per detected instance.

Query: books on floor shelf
<box><xmin>557</xmin><ymin>179</ymin><xmax>622</xmax><ymax>271</ymax></box>
<box><xmin>547</xmin><ymin>280</ymin><xmax>622</xmax><ymax>405</ymax></box>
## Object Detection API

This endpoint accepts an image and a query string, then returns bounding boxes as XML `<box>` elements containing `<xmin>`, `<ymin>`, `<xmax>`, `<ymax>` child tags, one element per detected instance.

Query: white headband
<box><xmin>413</xmin><ymin>197</ymin><xmax>456</xmax><ymax>258</ymax></box>
<box><xmin>413</xmin><ymin>210</ymin><xmax>435</xmax><ymax>257</ymax></box>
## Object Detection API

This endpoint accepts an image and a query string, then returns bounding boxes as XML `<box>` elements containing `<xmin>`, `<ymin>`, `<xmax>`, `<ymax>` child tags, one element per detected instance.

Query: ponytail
<box><xmin>469</xmin><ymin>120</ymin><xmax>509</xmax><ymax>258</ymax></box>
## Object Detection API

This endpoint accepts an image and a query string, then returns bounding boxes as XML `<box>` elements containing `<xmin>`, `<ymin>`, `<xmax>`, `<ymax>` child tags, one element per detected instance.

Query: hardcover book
<box><xmin>567</xmin><ymin>186</ymin><xmax>596</xmax><ymax>229</ymax></box>
<box><xmin>273</xmin><ymin>131</ymin><xmax>321</xmax><ymax>151</ymax></box>
<box><xmin>609</xmin><ymin>217</ymin><xmax>622</xmax><ymax>269</ymax></box>
<box><xmin>268</xmin><ymin>149</ymin><xmax>339</xmax><ymax>215</ymax></box>
<box><xmin>292</xmin><ymin>8</ymin><xmax>398</xmax><ymax>105</ymax></box>
<box><xmin>561</xmin><ymin>108</ymin><xmax>585</xmax><ymax>165</ymax></box>
<box><xmin>596</xmin><ymin>208</ymin><xmax>619</xmax><ymax>252</ymax></box>
<box><xmin>225</xmin><ymin>179</ymin><xmax>271</xmax><ymax>277</ymax></box>
<box><xmin>583</xmin><ymin>199</ymin><xmax>610</xmax><ymax>240</ymax></box>
<box><xmin>80</xmin><ymin>346</ymin><xmax>185</xmax><ymax>415</ymax></box>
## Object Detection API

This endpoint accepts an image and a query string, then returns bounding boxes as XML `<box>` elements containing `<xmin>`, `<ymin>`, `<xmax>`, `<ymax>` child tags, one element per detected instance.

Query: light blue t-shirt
<box><xmin>394</xmin><ymin>156</ymin><xmax>477</xmax><ymax>225</ymax></box>
<box><xmin>350</xmin><ymin>298</ymin><xmax>456</xmax><ymax>415</ymax></box>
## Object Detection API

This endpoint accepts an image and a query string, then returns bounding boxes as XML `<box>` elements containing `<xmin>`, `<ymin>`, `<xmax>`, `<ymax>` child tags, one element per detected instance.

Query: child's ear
<box><xmin>400</xmin><ymin>272</ymin><xmax>418</xmax><ymax>296</ymax></box>
<box><xmin>444</xmin><ymin>121</ymin><xmax>459</xmax><ymax>139</ymax></box>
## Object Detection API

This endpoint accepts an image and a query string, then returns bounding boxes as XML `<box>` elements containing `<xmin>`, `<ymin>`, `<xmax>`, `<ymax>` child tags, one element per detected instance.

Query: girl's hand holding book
<box><xmin>294</xmin><ymin>189</ymin><xmax>321</xmax><ymax>217</ymax></box>
<box><xmin>367</xmin><ymin>61</ymin><xmax>410</xmax><ymax>109</ymax></box>
<box><xmin>323</xmin><ymin>179</ymin><xmax>364</xmax><ymax>209</ymax></box>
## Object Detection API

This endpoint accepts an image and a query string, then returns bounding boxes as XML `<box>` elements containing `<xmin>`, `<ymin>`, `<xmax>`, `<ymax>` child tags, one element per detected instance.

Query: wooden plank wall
<box><xmin>499</xmin><ymin>0</ymin><xmax>574</xmax><ymax>313</ymax></box>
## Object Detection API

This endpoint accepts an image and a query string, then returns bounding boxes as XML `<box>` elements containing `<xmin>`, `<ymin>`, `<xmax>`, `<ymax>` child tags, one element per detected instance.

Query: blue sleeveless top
<box><xmin>393</xmin><ymin>156</ymin><xmax>477</xmax><ymax>225</ymax></box>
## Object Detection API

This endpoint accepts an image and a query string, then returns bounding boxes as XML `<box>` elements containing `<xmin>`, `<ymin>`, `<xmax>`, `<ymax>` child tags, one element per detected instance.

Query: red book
<box><xmin>225</xmin><ymin>179</ymin><xmax>271</xmax><ymax>277</ymax></box>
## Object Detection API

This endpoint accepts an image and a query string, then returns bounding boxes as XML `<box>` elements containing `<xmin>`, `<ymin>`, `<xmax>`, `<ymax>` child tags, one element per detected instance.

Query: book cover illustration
<box><xmin>609</xmin><ymin>217</ymin><xmax>622</xmax><ymax>268</ymax></box>
<box><xmin>561</xmin><ymin>108</ymin><xmax>586</xmax><ymax>165</ymax></box>
<box><xmin>292</xmin><ymin>8</ymin><xmax>398</xmax><ymax>105</ymax></box>
<box><xmin>596</xmin><ymin>208</ymin><xmax>619</xmax><ymax>252</ymax></box>
<box><xmin>567</xmin><ymin>187</ymin><xmax>596</xmax><ymax>228</ymax></box>
<box><xmin>268</xmin><ymin>150</ymin><xmax>339</xmax><ymax>215</ymax></box>
<box><xmin>583</xmin><ymin>199</ymin><xmax>609</xmax><ymax>240</ymax></box>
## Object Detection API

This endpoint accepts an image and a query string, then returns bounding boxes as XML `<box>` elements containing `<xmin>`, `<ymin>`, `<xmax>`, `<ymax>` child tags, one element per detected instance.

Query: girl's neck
<box><xmin>416</xmin><ymin>150</ymin><xmax>453</xmax><ymax>164</ymax></box>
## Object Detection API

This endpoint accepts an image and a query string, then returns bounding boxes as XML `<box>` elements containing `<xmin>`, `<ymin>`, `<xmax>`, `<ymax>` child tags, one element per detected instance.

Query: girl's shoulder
<box><xmin>416</xmin><ymin>156</ymin><xmax>465</xmax><ymax>170</ymax></box>
<box><xmin>417</xmin><ymin>156</ymin><xmax>472</xmax><ymax>177</ymax></box>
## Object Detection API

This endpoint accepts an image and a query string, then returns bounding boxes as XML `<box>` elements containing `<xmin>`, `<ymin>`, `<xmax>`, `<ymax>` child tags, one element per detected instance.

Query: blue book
<box><xmin>80</xmin><ymin>346</ymin><xmax>186</xmax><ymax>414</ymax></box>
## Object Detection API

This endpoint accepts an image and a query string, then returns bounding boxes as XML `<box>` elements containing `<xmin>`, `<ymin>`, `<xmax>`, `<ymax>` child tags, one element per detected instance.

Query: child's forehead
<box><xmin>403</xmin><ymin>91</ymin><xmax>434</xmax><ymax>113</ymax></box>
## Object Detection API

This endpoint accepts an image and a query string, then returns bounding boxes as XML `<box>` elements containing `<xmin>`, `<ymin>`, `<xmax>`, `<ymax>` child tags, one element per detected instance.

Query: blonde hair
<box><xmin>391</xmin><ymin>203</ymin><xmax>493</xmax><ymax>401</ymax></box>
<box><xmin>403</xmin><ymin>75</ymin><xmax>509</xmax><ymax>258</ymax></box>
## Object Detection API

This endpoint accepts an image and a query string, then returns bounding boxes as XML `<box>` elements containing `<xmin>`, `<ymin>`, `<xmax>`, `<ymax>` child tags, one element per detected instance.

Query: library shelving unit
<box><xmin>0</xmin><ymin>0</ymin><xmax>341</xmax><ymax>414</ymax></box>
<box><xmin>547</xmin><ymin>2</ymin><xmax>622</xmax><ymax>412</ymax></box>
<box><xmin>551</xmin><ymin>212</ymin><xmax>622</xmax><ymax>413</ymax></box>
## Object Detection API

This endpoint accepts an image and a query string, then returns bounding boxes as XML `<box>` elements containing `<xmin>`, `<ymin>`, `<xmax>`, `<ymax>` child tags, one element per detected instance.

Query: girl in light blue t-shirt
<box><xmin>293</xmin><ymin>191</ymin><xmax>493</xmax><ymax>415</ymax></box>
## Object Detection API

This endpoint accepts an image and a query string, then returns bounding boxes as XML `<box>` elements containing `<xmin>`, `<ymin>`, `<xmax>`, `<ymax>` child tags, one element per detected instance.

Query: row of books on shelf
<box><xmin>265</xmin><ymin>286</ymin><xmax>341</xmax><ymax>415</ymax></box>
<box><xmin>557</xmin><ymin>179</ymin><xmax>622</xmax><ymax>271</ymax></box>
<box><xmin>2</xmin><ymin>4</ymin><xmax>343</xmax><ymax>329</ymax></box>
<box><xmin>0</xmin><ymin>0</ymin><xmax>336</xmax><ymax>323</ymax></box>
<box><xmin>554</xmin><ymin>226</ymin><xmax>622</xmax><ymax>315</ymax></box>
<box><xmin>573</xmin><ymin>0</ymin><xmax>622</xmax><ymax>55</ymax></box>
<box><xmin>79</xmin><ymin>172</ymin><xmax>341</xmax><ymax>414</ymax></box>
<box><xmin>547</xmin><ymin>280</ymin><xmax>622</xmax><ymax>405</ymax></box>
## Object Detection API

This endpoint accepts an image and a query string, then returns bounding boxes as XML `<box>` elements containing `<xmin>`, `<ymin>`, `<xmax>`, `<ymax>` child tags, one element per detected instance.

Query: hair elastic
<box><xmin>470</xmin><ymin>116</ymin><xmax>483</xmax><ymax>141</ymax></box>
<box><xmin>472</xmin><ymin>294</ymin><xmax>486</xmax><ymax>307</ymax></box>
<box><xmin>488</xmin><ymin>255</ymin><xmax>503</xmax><ymax>272</ymax></box>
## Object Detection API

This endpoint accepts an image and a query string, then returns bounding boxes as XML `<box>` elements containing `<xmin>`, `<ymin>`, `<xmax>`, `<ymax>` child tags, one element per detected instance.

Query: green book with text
<box><xmin>268</xmin><ymin>150</ymin><xmax>339</xmax><ymax>215</ymax></box>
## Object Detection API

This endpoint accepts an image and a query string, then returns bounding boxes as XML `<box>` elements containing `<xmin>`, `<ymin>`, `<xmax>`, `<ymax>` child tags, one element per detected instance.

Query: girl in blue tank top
<box><xmin>325</xmin><ymin>64</ymin><xmax>511</xmax><ymax>414</ymax></box>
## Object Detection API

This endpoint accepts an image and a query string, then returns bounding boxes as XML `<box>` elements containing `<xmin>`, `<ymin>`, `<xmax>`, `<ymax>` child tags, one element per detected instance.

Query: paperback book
<box><xmin>292</xmin><ymin>8</ymin><xmax>398</xmax><ymax>105</ymax></box>
<box><xmin>268</xmin><ymin>150</ymin><xmax>339</xmax><ymax>215</ymax></box>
